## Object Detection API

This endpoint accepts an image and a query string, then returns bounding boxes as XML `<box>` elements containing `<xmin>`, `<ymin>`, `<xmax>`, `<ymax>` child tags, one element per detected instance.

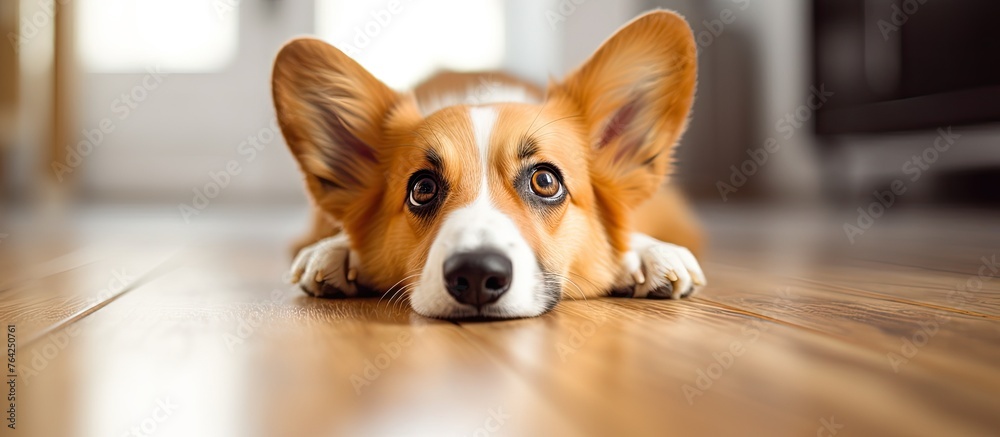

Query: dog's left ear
<box><xmin>552</xmin><ymin>10</ymin><xmax>697</xmax><ymax>208</ymax></box>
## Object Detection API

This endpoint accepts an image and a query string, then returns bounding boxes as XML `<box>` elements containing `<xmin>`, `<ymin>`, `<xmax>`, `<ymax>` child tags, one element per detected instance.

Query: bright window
<box><xmin>78</xmin><ymin>0</ymin><xmax>239</xmax><ymax>72</ymax></box>
<box><xmin>315</xmin><ymin>0</ymin><xmax>505</xmax><ymax>89</ymax></box>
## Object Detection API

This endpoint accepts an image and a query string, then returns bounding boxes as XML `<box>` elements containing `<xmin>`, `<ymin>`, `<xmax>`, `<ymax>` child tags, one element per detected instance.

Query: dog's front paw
<box><xmin>617</xmin><ymin>234</ymin><xmax>706</xmax><ymax>299</ymax></box>
<box><xmin>287</xmin><ymin>234</ymin><xmax>359</xmax><ymax>297</ymax></box>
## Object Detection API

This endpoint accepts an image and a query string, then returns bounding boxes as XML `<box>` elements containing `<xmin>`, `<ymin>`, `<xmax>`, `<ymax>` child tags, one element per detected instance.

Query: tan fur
<box><xmin>413</xmin><ymin>71</ymin><xmax>544</xmax><ymax>105</ymax></box>
<box><xmin>273</xmin><ymin>10</ymin><xmax>699</xmax><ymax>300</ymax></box>
<box><xmin>634</xmin><ymin>186</ymin><xmax>703</xmax><ymax>256</ymax></box>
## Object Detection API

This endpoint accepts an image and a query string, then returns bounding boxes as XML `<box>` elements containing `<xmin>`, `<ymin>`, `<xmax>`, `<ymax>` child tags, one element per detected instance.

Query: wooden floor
<box><xmin>1</xmin><ymin>205</ymin><xmax>998</xmax><ymax>437</ymax></box>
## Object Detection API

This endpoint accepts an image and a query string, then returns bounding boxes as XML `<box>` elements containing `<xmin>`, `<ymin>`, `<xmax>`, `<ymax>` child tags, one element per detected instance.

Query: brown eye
<box><xmin>530</xmin><ymin>168</ymin><xmax>562</xmax><ymax>198</ymax></box>
<box><xmin>409</xmin><ymin>176</ymin><xmax>438</xmax><ymax>206</ymax></box>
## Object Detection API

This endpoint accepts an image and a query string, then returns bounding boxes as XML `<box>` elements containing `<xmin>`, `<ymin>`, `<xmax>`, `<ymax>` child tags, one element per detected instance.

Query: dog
<box><xmin>272</xmin><ymin>10</ymin><xmax>705</xmax><ymax>319</ymax></box>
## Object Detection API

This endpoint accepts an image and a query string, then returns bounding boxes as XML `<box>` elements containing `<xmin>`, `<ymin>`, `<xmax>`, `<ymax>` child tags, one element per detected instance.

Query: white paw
<box><xmin>627</xmin><ymin>234</ymin><xmax>706</xmax><ymax>299</ymax></box>
<box><xmin>287</xmin><ymin>234</ymin><xmax>359</xmax><ymax>297</ymax></box>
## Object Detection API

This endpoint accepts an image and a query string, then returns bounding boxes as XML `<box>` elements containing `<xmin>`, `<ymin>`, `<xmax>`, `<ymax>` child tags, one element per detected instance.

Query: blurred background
<box><xmin>1</xmin><ymin>0</ymin><xmax>998</xmax><ymax>244</ymax></box>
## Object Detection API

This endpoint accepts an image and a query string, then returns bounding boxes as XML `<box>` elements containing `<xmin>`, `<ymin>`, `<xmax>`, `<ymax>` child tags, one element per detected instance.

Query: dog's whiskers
<box><xmin>377</xmin><ymin>271</ymin><xmax>422</xmax><ymax>309</ymax></box>
<box><xmin>566</xmin><ymin>271</ymin><xmax>604</xmax><ymax>294</ymax></box>
<box><xmin>388</xmin><ymin>284</ymin><xmax>416</xmax><ymax>313</ymax></box>
<box><xmin>528</xmin><ymin>114</ymin><xmax>583</xmax><ymax>138</ymax></box>
<box><xmin>521</xmin><ymin>100</ymin><xmax>548</xmax><ymax>141</ymax></box>
<box><xmin>547</xmin><ymin>272</ymin><xmax>588</xmax><ymax>302</ymax></box>
<box><xmin>382</xmin><ymin>286</ymin><xmax>408</xmax><ymax>314</ymax></box>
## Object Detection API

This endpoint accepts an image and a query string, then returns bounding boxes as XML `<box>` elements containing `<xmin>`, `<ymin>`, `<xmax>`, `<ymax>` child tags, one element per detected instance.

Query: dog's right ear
<box><xmin>272</xmin><ymin>38</ymin><xmax>400</xmax><ymax>219</ymax></box>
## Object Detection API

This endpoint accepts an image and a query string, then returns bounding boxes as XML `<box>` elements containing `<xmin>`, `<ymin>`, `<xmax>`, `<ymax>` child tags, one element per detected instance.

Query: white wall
<box><xmin>73</xmin><ymin>0</ymin><xmax>669</xmax><ymax>206</ymax></box>
<box><xmin>78</xmin><ymin>1</ymin><xmax>312</xmax><ymax>204</ymax></box>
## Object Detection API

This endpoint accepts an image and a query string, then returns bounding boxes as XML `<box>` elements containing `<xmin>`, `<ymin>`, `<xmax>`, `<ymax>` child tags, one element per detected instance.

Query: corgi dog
<box><xmin>273</xmin><ymin>10</ymin><xmax>705</xmax><ymax>319</ymax></box>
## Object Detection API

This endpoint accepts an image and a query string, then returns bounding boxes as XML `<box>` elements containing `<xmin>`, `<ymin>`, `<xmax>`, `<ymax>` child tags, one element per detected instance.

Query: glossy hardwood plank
<box><xmin>0</xmin><ymin>245</ymin><xmax>101</xmax><ymax>293</ymax></box>
<box><xmin>17</xmin><ymin>243</ymin><xmax>580</xmax><ymax>437</ymax></box>
<box><xmin>7</xmin><ymin>207</ymin><xmax>1000</xmax><ymax>437</ymax></box>
<box><xmin>708</xmin><ymin>245</ymin><xmax>1000</xmax><ymax>314</ymax></box>
<box><xmin>461</xmin><ymin>295</ymin><xmax>999</xmax><ymax>437</ymax></box>
<box><xmin>0</xmin><ymin>245</ymin><xmax>172</xmax><ymax>342</ymax></box>
<box><xmin>700</xmin><ymin>261</ymin><xmax>1000</xmax><ymax>391</ymax></box>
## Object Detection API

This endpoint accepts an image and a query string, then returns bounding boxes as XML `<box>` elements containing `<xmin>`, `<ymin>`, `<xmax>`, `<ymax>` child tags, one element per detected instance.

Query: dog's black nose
<box><xmin>443</xmin><ymin>250</ymin><xmax>512</xmax><ymax>307</ymax></box>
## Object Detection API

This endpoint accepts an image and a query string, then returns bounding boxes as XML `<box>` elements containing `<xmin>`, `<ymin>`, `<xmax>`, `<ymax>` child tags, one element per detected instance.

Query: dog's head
<box><xmin>273</xmin><ymin>11</ymin><xmax>696</xmax><ymax>318</ymax></box>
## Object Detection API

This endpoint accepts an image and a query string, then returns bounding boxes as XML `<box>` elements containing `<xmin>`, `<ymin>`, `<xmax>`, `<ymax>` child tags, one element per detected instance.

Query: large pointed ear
<box><xmin>272</xmin><ymin>38</ymin><xmax>401</xmax><ymax>220</ymax></box>
<box><xmin>552</xmin><ymin>10</ymin><xmax>697</xmax><ymax>208</ymax></box>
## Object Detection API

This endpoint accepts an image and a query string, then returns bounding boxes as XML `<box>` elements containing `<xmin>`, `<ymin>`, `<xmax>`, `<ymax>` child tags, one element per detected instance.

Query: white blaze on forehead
<box><xmin>468</xmin><ymin>106</ymin><xmax>496</xmax><ymax>204</ymax></box>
